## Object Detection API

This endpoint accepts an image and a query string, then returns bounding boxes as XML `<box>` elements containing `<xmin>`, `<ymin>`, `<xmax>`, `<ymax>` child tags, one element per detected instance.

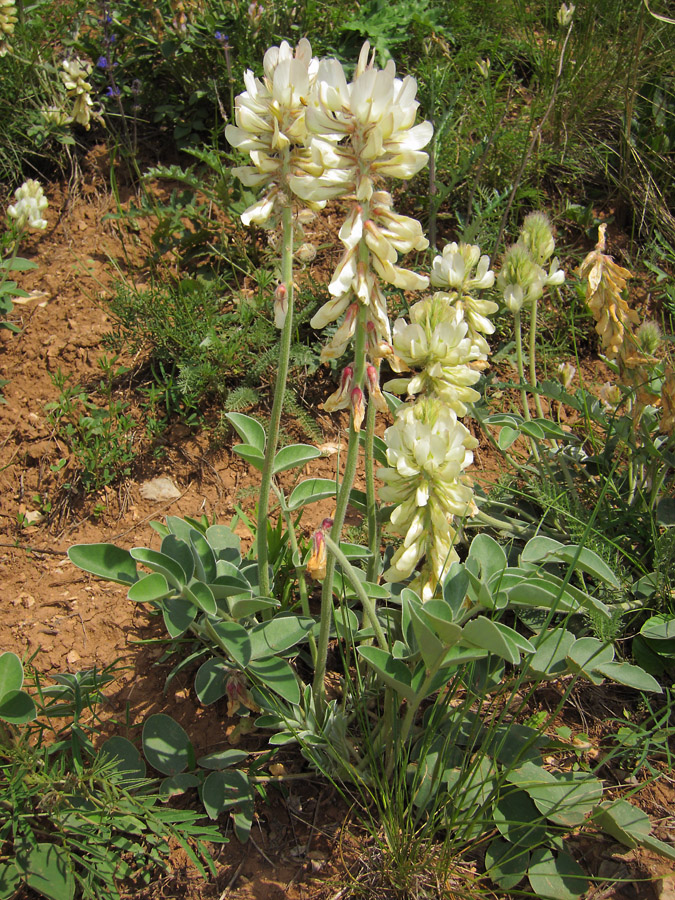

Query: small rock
<box><xmin>21</xmin><ymin>593</ymin><xmax>36</xmax><ymax>609</ymax></box>
<box><xmin>139</xmin><ymin>476</ymin><xmax>181</xmax><ymax>501</ymax></box>
<box><xmin>657</xmin><ymin>876</ymin><xmax>675</xmax><ymax>900</ymax></box>
<box><xmin>22</xmin><ymin>509</ymin><xmax>45</xmax><ymax>526</ymax></box>
<box><xmin>66</xmin><ymin>650</ymin><xmax>80</xmax><ymax>666</ymax></box>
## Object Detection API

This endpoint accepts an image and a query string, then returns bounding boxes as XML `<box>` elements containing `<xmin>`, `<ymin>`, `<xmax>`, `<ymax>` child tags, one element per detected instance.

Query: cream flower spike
<box><xmin>379</xmin><ymin>398</ymin><xmax>478</xmax><ymax>600</ymax></box>
<box><xmin>226</xmin><ymin>39</ymin><xmax>324</xmax><ymax>226</ymax></box>
<box><xmin>7</xmin><ymin>180</ymin><xmax>49</xmax><ymax>231</ymax></box>
<box><xmin>291</xmin><ymin>41</ymin><xmax>433</xmax><ymax>204</ymax></box>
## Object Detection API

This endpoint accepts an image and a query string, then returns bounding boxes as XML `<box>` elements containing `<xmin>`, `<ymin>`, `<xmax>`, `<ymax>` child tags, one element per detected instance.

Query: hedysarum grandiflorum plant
<box><xmin>288</xmin><ymin>41</ymin><xmax>434</xmax><ymax>711</ymax></box>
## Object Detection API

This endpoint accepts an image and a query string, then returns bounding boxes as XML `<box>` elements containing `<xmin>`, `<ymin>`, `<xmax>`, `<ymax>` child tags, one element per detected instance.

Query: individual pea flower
<box><xmin>7</xmin><ymin>180</ymin><xmax>49</xmax><ymax>231</ymax></box>
<box><xmin>556</xmin><ymin>361</ymin><xmax>576</xmax><ymax>390</ymax></box>
<box><xmin>106</xmin><ymin>85</ymin><xmax>121</xmax><ymax>99</ymax></box>
<box><xmin>61</xmin><ymin>57</ymin><xmax>100</xmax><ymax>129</ymax></box>
<box><xmin>497</xmin><ymin>243</ymin><xmax>545</xmax><ymax>313</ymax></box>
<box><xmin>323</xmin><ymin>364</ymin><xmax>353</xmax><ymax>412</ymax></box>
<box><xmin>295</xmin><ymin>242</ymin><xmax>316</xmax><ymax>264</ymax></box>
<box><xmin>557</xmin><ymin>2</ymin><xmax>575</xmax><ymax>27</ymax></box>
<box><xmin>386</xmin><ymin>297</ymin><xmax>482</xmax><ymax>416</ymax></box>
<box><xmin>273</xmin><ymin>283</ymin><xmax>287</xmax><ymax>328</ymax></box>
<box><xmin>429</xmin><ymin>241</ymin><xmax>497</xmax><ymax>354</ymax></box>
<box><xmin>378</xmin><ymin>397</ymin><xmax>478</xmax><ymax>600</ymax></box>
<box><xmin>579</xmin><ymin>224</ymin><xmax>638</xmax><ymax>360</ymax></box>
<box><xmin>225</xmin><ymin>39</ymin><xmax>323</xmax><ymax>228</ymax></box>
<box><xmin>0</xmin><ymin>0</ymin><xmax>17</xmax><ymax>56</ymax></box>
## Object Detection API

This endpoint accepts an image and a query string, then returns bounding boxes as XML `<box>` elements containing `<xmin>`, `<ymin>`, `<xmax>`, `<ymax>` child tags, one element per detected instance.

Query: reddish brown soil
<box><xmin>1</xmin><ymin>150</ymin><xmax>673</xmax><ymax>899</ymax></box>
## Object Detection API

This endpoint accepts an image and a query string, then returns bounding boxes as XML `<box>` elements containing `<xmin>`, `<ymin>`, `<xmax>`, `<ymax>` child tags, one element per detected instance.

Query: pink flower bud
<box><xmin>351</xmin><ymin>386</ymin><xmax>365</xmax><ymax>432</ymax></box>
<box><xmin>274</xmin><ymin>283</ymin><xmax>288</xmax><ymax>328</ymax></box>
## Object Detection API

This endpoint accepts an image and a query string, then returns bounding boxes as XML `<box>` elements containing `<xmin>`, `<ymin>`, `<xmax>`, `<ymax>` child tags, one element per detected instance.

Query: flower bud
<box><xmin>324</xmin><ymin>365</ymin><xmax>354</xmax><ymax>412</ymax></box>
<box><xmin>518</xmin><ymin>212</ymin><xmax>556</xmax><ymax>265</ymax></box>
<box><xmin>556</xmin><ymin>362</ymin><xmax>576</xmax><ymax>390</ymax></box>
<box><xmin>557</xmin><ymin>2</ymin><xmax>575</xmax><ymax>27</ymax></box>
<box><xmin>351</xmin><ymin>387</ymin><xmax>365</xmax><ymax>432</ymax></box>
<box><xmin>636</xmin><ymin>320</ymin><xmax>661</xmax><ymax>357</ymax></box>
<box><xmin>274</xmin><ymin>283</ymin><xmax>288</xmax><ymax>329</ymax></box>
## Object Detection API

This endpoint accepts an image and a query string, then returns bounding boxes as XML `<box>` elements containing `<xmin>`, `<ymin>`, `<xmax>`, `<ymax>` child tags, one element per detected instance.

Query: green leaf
<box><xmin>287</xmin><ymin>478</ymin><xmax>337</xmax><ymax>511</ymax></box>
<box><xmin>521</xmin><ymin>536</ymin><xmax>564</xmax><ymax>565</ymax></box>
<box><xmin>641</xmin><ymin>615</ymin><xmax>675</xmax><ymax>641</ymax></box>
<box><xmin>127</xmin><ymin>572</ymin><xmax>172</xmax><ymax>603</ymax></box>
<box><xmin>142</xmin><ymin>713</ymin><xmax>194</xmax><ymax>776</ymax></box>
<box><xmin>0</xmin><ymin>651</ymin><xmax>23</xmax><ymax>698</ymax></box>
<box><xmin>131</xmin><ymin>547</ymin><xmax>187</xmax><ymax>589</ymax></box>
<box><xmin>404</xmin><ymin>589</ymin><xmax>445</xmax><ymax>669</ymax></box>
<box><xmin>248</xmin><ymin>656</ymin><xmax>300</xmax><ymax>704</ymax></box>
<box><xmin>248</xmin><ymin>615</ymin><xmax>314</xmax><ymax>660</ymax></box>
<box><xmin>99</xmin><ymin>736</ymin><xmax>147</xmax><ymax>781</ymax></box>
<box><xmin>0</xmin><ymin>862</ymin><xmax>21</xmax><ymax>899</ymax></box>
<box><xmin>15</xmin><ymin>844</ymin><xmax>75</xmax><ymax>900</ymax></box>
<box><xmin>494</xmin><ymin>790</ymin><xmax>548</xmax><ymax>847</ymax></box>
<box><xmin>520</xmin><ymin>420</ymin><xmax>545</xmax><ymax>440</ymax></box>
<box><xmin>161</xmin><ymin>534</ymin><xmax>195</xmax><ymax>581</ymax></box>
<box><xmin>507</xmin><ymin>761</ymin><xmax>602</xmax><ymax>827</ymax></box>
<box><xmin>202</xmin><ymin>769</ymin><xmax>252</xmax><ymax>819</ymax></box>
<box><xmin>225</xmin><ymin>412</ymin><xmax>266</xmax><ymax>452</ymax></box>
<box><xmin>189</xmin><ymin>529</ymin><xmax>217</xmax><ymax>583</ymax></box>
<box><xmin>206</xmin><ymin>524</ymin><xmax>241</xmax><ymax>560</ymax></box>
<box><xmin>339</xmin><ymin>542</ymin><xmax>372</xmax><ymax>559</ymax></box>
<box><xmin>554</xmin><ymin>545</ymin><xmax>621</xmax><ymax>588</ymax></box>
<box><xmin>68</xmin><ymin>543</ymin><xmax>139</xmax><ymax>585</ymax></box>
<box><xmin>194</xmin><ymin>658</ymin><xmax>229</xmax><ymax>704</ymax></box>
<box><xmin>159</xmin><ymin>773</ymin><xmax>200</xmax><ymax>798</ymax></box>
<box><xmin>273</xmin><ymin>443</ymin><xmax>321</xmax><ymax>473</ymax></box>
<box><xmin>527</xmin><ymin>848</ymin><xmax>588</xmax><ymax>900</ymax></box>
<box><xmin>594</xmin><ymin>661</ymin><xmax>662</xmax><ymax>693</ymax></box>
<box><xmin>232</xmin><ymin>444</ymin><xmax>265</xmax><ymax>470</ymax></box>
<box><xmin>461</xmin><ymin>616</ymin><xmax>521</xmax><ymax>664</ymax></box>
<box><xmin>358</xmin><ymin>646</ymin><xmax>416</xmax><ymax>701</ymax></box>
<box><xmin>416</xmin><ymin>600</ymin><xmax>463</xmax><ymax>645</ymax></box>
<box><xmin>498</xmin><ymin>425</ymin><xmax>520</xmax><ymax>450</ymax></box>
<box><xmin>639</xmin><ymin>833</ymin><xmax>675</xmax><ymax>861</ymax></box>
<box><xmin>198</xmin><ymin>749</ymin><xmax>249</xmax><ymax>770</ymax></box>
<box><xmin>485</xmin><ymin>838</ymin><xmax>529</xmax><ymax>891</ymax></box>
<box><xmin>594</xmin><ymin>799</ymin><xmax>652</xmax><ymax>849</ymax></box>
<box><xmin>567</xmin><ymin>637</ymin><xmax>614</xmax><ymax>682</ymax></box>
<box><xmin>468</xmin><ymin>534</ymin><xmax>507</xmax><ymax>579</ymax></box>
<box><xmin>0</xmin><ymin>257</ymin><xmax>38</xmax><ymax>272</ymax></box>
<box><xmin>528</xmin><ymin>629</ymin><xmax>575</xmax><ymax>677</ymax></box>
<box><xmin>209</xmin><ymin>622</ymin><xmax>252</xmax><ymax>668</ymax></box>
<box><xmin>185</xmin><ymin>580</ymin><xmax>217</xmax><ymax>616</ymax></box>
<box><xmin>229</xmin><ymin>597</ymin><xmax>278</xmax><ymax>618</ymax></box>
<box><xmin>162</xmin><ymin>597</ymin><xmax>197</xmax><ymax>638</ymax></box>
<box><xmin>0</xmin><ymin>689</ymin><xmax>36</xmax><ymax>723</ymax></box>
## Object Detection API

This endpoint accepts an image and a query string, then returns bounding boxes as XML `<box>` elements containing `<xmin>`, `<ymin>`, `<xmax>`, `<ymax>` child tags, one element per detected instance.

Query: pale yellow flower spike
<box><xmin>579</xmin><ymin>224</ymin><xmax>639</xmax><ymax>361</ymax></box>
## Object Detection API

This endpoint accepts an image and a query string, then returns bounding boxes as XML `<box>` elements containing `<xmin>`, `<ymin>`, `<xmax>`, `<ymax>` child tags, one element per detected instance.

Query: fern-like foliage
<box><xmin>225</xmin><ymin>386</ymin><xmax>260</xmax><ymax>411</ymax></box>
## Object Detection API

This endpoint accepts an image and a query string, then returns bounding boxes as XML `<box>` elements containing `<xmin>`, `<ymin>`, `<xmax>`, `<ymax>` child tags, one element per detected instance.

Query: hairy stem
<box><xmin>257</xmin><ymin>204</ymin><xmax>294</xmax><ymax>597</ymax></box>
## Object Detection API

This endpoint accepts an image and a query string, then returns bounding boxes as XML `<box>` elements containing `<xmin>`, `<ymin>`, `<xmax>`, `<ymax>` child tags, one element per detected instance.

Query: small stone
<box><xmin>139</xmin><ymin>476</ymin><xmax>181</xmax><ymax>501</ymax></box>
<box><xmin>22</xmin><ymin>509</ymin><xmax>45</xmax><ymax>526</ymax></box>
<box><xmin>66</xmin><ymin>650</ymin><xmax>80</xmax><ymax>666</ymax></box>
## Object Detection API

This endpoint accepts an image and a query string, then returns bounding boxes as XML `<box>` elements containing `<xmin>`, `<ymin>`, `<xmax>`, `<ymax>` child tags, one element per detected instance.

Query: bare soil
<box><xmin>1</xmin><ymin>149</ymin><xmax>673</xmax><ymax>899</ymax></box>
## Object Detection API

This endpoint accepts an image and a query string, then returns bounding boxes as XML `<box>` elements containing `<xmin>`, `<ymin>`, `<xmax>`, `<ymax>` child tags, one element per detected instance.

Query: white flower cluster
<box><xmin>7</xmin><ymin>179</ymin><xmax>48</xmax><ymax>231</ymax></box>
<box><xmin>0</xmin><ymin>0</ymin><xmax>17</xmax><ymax>57</ymax></box>
<box><xmin>379</xmin><ymin>399</ymin><xmax>478</xmax><ymax>600</ymax></box>
<box><xmin>497</xmin><ymin>212</ymin><xmax>564</xmax><ymax>313</ymax></box>
<box><xmin>61</xmin><ymin>58</ymin><xmax>101</xmax><ymax>130</ymax></box>
<box><xmin>228</xmin><ymin>39</ymin><xmax>432</xmax><ymax>359</ymax></box>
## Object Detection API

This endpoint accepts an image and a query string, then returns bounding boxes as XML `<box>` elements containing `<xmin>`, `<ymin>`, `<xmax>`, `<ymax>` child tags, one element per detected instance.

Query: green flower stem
<box><xmin>312</xmin><ymin>306</ymin><xmax>369</xmax><ymax>718</ymax></box>
<box><xmin>257</xmin><ymin>203</ymin><xmax>295</xmax><ymax>598</ymax></box>
<box><xmin>272</xmin><ymin>483</ymin><xmax>317</xmax><ymax>666</ymax></box>
<box><xmin>529</xmin><ymin>297</ymin><xmax>546</xmax><ymax>420</ymax></box>
<box><xmin>364</xmin><ymin>397</ymin><xmax>379</xmax><ymax>582</ymax></box>
<box><xmin>323</xmin><ymin>534</ymin><xmax>387</xmax><ymax>651</ymax></box>
<box><xmin>513</xmin><ymin>310</ymin><xmax>531</xmax><ymax>423</ymax></box>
